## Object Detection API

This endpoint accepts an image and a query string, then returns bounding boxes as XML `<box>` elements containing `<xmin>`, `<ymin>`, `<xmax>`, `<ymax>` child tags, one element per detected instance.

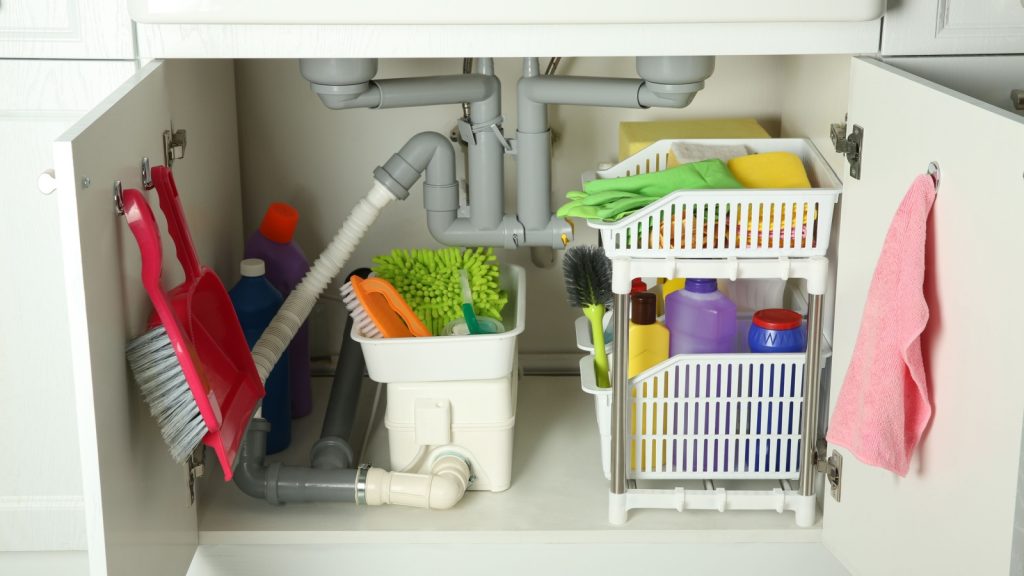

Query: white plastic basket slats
<box><xmin>628</xmin><ymin>359</ymin><xmax>804</xmax><ymax>479</ymax></box>
<box><xmin>597</xmin><ymin>193</ymin><xmax>829</xmax><ymax>257</ymax></box>
<box><xmin>586</xmin><ymin>353</ymin><xmax>807</xmax><ymax>480</ymax></box>
<box><xmin>586</xmin><ymin>139</ymin><xmax>840</xmax><ymax>259</ymax></box>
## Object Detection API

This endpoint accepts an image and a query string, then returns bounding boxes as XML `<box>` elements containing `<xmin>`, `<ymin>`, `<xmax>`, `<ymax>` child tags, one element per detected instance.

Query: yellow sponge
<box><xmin>618</xmin><ymin>118</ymin><xmax>770</xmax><ymax>163</ymax></box>
<box><xmin>727</xmin><ymin>152</ymin><xmax>812</xmax><ymax>189</ymax></box>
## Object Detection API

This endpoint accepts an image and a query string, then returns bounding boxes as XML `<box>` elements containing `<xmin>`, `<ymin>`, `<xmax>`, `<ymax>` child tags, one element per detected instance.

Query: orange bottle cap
<box><xmin>259</xmin><ymin>202</ymin><xmax>299</xmax><ymax>244</ymax></box>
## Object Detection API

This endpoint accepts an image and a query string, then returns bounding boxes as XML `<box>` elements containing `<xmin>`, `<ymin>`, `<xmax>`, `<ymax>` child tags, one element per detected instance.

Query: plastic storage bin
<box><xmin>353</xmin><ymin>265</ymin><xmax>525</xmax><ymax>383</ymax></box>
<box><xmin>585</xmin><ymin>138</ymin><xmax>842</xmax><ymax>259</ymax></box>
<box><xmin>385</xmin><ymin>368</ymin><xmax>518</xmax><ymax>492</ymax></box>
<box><xmin>576</xmin><ymin>314</ymin><xmax>828</xmax><ymax>481</ymax></box>
<box><xmin>353</xmin><ymin>265</ymin><xmax>525</xmax><ymax>492</ymax></box>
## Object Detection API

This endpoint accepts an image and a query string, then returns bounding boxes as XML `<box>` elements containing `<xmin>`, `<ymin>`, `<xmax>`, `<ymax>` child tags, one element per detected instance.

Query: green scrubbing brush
<box><xmin>562</xmin><ymin>245</ymin><xmax>613</xmax><ymax>388</ymax></box>
<box><xmin>372</xmin><ymin>247</ymin><xmax>507</xmax><ymax>336</ymax></box>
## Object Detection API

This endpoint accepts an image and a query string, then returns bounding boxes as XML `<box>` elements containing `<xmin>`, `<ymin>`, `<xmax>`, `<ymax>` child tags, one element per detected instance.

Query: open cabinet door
<box><xmin>825</xmin><ymin>57</ymin><xmax>1024</xmax><ymax>575</ymax></box>
<box><xmin>54</xmin><ymin>60</ymin><xmax>243</xmax><ymax>576</ymax></box>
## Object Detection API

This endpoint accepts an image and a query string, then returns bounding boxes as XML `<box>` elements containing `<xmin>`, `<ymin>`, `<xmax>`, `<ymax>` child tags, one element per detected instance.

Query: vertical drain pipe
<box><xmin>465</xmin><ymin>57</ymin><xmax>505</xmax><ymax>231</ymax></box>
<box><xmin>515</xmin><ymin>57</ymin><xmax>554</xmax><ymax>239</ymax></box>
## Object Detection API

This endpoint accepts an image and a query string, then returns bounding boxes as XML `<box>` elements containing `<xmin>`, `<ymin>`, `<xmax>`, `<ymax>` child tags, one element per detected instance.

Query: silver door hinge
<box><xmin>163</xmin><ymin>129</ymin><xmax>187</xmax><ymax>167</ymax></box>
<box><xmin>186</xmin><ymin>446</ymin><xmax>205</xmax><ymax>506</ymax></box>
<box><xmin>830</xmin><ymin>122</ymin><xmax>863</xmax><ymax>180</ymax></box>
<box><xmin>1011</xmin><ymin>89</ymin><xmax>1024</xmax><ymax>111</ymax></box>
<box><xmin>816</xmin><ymin>444</ymin><xmax>843</xmax><ymax>502</ymax></box>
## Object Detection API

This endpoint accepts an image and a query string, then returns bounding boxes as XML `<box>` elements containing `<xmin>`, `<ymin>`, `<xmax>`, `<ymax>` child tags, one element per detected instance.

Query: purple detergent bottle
<box><xmin>665</xmin><ymin>278</ymin><xmax>737</xmax><ymax>356</ymax></box>
<box><xmin>245</xmin><ymin>202</ymin><xmax>312</xmax><ymax>418</ymax></box>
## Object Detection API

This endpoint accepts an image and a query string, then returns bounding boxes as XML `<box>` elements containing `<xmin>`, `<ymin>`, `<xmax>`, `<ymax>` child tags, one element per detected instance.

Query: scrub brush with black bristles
<box><xmin>372</xmin><ymin>247</ymin><xmax>507</xmax><ymax>336</ymax></box>
<box><xmin>562</xmin><ymin>245</ymin><xmax>613</xmax><ymax>388</ymax></box>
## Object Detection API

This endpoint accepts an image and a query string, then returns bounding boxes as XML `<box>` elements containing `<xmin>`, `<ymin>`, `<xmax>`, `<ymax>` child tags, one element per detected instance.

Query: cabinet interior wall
<box><xmin>234</xmin><ymin>55</ymin><xmax>818</xmax><ymax>361</ymax></box>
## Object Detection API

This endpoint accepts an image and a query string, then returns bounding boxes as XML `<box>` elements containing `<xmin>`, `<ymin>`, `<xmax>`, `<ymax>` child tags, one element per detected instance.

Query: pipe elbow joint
<box><xmin>362</xmin><ymin>456</ymin><xmax>471</xmax><ymax>510</ymax></box>
<box><xmin>374</xmin><ymin>131</ymin><xmax>457</xmax><ymax>201</ymax></box>
<box><xmin>427</xmin><ymin>455</ymin><xmax>472</xmax><ymax>510</ymax></box>
<box><xmin>637</xmin><ymin>83</ymin><xmax>701</xmax><ymax>109</ymax></box>
<box><xmin>232</xmin><ymin>418</ymin><xmax>271</xmax><ymax>500</ymax></box>
<box><xmin>426</xmin><ymin>212</ymin><xmax>525</xmax><ymax>249</ymax></box>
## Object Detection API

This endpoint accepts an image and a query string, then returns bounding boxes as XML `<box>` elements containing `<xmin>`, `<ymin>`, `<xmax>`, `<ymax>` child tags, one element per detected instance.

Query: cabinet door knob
<box><xmin>37</xmin><ymin>169</ymin><xmax>57</xmax><ymax>195</ymax></box>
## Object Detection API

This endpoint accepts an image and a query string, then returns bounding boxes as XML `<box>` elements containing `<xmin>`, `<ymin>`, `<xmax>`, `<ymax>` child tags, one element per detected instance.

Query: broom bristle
<box><xmin>125</xmin><ymin>325</ymin><xmax>208</xmax><ymax>462</ymax></box>
<box><xmin>562</xmin><ymin>245</ymin><xmax>613</xmax><ymax>309</ymax></box>
<box><xmin>340</xmin><ymin>281</ymin><xmax>383</xmax><ymax>338</ymax></box>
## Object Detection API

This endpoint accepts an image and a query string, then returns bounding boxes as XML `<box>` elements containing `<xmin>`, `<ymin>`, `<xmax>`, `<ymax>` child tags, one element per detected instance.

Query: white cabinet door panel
<box><xmin>0</xmin><ymin>0</ymin><xmax>134</xmax><ymax>59</ymax></box>
<box><xmin>825</xmin><ymin>56</ymin><xmax>1024</xmax><ymax>575</ymax></box>
<box><xmin>882</xmin><ymin>0</ymin><xmax>1024</xmax><ymax>55</ymax></box>
<box><xmin>55</xmin><ymin>59</ymin><xmax>243</xmax><ymax>576</ymax></box>
<box><xmin>0</xmin><ymin>59</ymin><xmax>134</xmax><ymax>552</ymax></box>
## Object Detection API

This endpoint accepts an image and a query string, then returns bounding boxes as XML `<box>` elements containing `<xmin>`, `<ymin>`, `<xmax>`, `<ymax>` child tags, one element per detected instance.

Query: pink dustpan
<box><xmin>124</xmin><ymin>169</ymin><xmax>262</xmax><ymax>481</ymax></box>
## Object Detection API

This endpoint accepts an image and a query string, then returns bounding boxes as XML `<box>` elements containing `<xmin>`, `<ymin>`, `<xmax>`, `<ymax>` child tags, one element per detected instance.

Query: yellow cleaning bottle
<box><xmin>628</xmin><ymin>292</ymin><xmax>670</xmax><ymax>378</ymax></box>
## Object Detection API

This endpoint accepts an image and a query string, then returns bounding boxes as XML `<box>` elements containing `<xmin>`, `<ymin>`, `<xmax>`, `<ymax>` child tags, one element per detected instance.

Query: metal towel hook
<box><xmin>927</xmin><ymin>162</ymin><xmax>940</xmax><ymax>191</ymax></box>
<box><xmin>114</xmin><ymin>180</ymin><xmax>125</xmax><ymax>215</ymax></box>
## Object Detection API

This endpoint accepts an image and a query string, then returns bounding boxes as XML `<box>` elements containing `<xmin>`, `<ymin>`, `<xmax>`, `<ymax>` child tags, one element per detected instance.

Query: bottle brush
<box><xmin>372</xmin><ymin>247</ymin><xmax>507</xmax><ymax>336</ymax></box>
<box><xmin>562</xmin><ymin>245</ymin><xmax>613</xmax><ymax>388</ymax></box>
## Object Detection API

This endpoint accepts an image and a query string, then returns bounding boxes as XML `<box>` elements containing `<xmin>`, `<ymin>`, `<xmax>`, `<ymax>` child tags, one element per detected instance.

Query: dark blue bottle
<box><xmin>229</xmin><ymin>258</ymin><xmax>291</xmax><ymax>454</ymax></box>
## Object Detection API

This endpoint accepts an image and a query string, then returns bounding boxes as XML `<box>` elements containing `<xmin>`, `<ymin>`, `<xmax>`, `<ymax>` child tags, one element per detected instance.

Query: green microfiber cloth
<box><xmin>372</xmin><ymin>247</ymin><xmax>507</xmax><ymax>336</ymax></box>
<box><xmin>557</xmin><ymin>159</ymin><xmax>743</xmax><ymax>222</ymax></box>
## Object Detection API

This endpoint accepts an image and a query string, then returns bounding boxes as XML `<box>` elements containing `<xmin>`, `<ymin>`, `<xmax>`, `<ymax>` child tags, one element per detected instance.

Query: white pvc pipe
<box><xmin>363</xmin><ymin>455</ymin><xmax>471</xmax><ymax>510</ymax></box>
<box><xmin>252</xmin><ymin>180</ymin><xmax>396</xmax><ymax>382</ymax></box>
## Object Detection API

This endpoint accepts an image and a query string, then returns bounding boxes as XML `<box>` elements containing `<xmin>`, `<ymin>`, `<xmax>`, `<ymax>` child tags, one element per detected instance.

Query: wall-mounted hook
<box><xmin>927</xmin><ymin>162</ymin><xmax>940</xmax><ymax>191</ymax></box>
<box><xmin>142</xmin><ymin>157</ymin><xmax>154</xmax><ymax>190</ymax></box>
<box><xmin>114</xmin><ymin>180</ymin><xmax>125</xmax><ymax>215</ymax></box>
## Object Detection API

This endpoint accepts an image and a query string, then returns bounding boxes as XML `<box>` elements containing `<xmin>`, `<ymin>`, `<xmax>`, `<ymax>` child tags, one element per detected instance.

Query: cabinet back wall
<box><xmin>234</xmin><ymin>57</ymin><xmax>785</xmax><ymax>360</ymax></box>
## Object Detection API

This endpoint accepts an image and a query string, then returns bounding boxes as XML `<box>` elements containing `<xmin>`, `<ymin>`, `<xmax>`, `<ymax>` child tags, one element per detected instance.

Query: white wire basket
<box><xmin>577</xmin><ymin>315</ymin><xmax>830</xmax><ymax>481</ymax></box>
<box><xmin>584</xmin><ymin>139</ymin><xmax>842</xmax><ymax>259</ymax></box>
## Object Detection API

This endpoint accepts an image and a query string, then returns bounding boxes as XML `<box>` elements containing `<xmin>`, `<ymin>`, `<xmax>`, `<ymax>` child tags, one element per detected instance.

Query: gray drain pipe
<box><xmin>300</xmin><ymin>56</ymin><xmax>715</xmax><ymax>250</ymax></box>
<box><xmin>373</xmin><ymin>131</ymin><xmax>520</xmax><ymax>247</ymax></box>
<box><xmin>234</xmin><ymin>269</ymin><xmax>471</xmax><ymax>508</ymax></box>
<box><xmin>516</xmin><ymin>56</ymin><xmax>715</xmax><ymax>248</ymax></box>
<box><xmin>300</xmin><ymin>58</ymin><xmax>523</xmax><ymax>249</ymax></box>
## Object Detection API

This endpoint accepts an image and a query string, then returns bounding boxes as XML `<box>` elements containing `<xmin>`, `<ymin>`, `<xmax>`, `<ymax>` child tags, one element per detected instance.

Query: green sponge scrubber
<box><xmin>372</xmin><ymin>247</ymin><xmax>507</xmax><ymax>336</ymax></box>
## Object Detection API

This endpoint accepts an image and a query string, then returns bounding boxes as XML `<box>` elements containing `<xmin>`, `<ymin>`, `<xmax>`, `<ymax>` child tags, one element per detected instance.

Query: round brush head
<box><xmin>562</xmin><ymin>245</ymin><xmax>613</xmax><ymax>309</ymax></box>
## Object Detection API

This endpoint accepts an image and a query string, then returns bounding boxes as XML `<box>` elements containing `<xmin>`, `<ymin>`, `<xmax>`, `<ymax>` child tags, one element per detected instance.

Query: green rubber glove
<box><xmin>584</xmin><ymin>159</ymin><xmax>742</xmax><ymax>197</ymax></box>
<box><xmin>558</xmin><ymin>159</ymin><xmax>744</xmax><ymax>222</ymax></box>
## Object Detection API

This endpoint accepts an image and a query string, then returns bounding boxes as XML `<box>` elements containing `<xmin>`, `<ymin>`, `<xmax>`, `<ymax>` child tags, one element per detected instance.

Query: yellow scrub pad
<box><xmin>728</xmin><ymin>152</ymin><xmax>812</xmax><ymax>189</ymax></box>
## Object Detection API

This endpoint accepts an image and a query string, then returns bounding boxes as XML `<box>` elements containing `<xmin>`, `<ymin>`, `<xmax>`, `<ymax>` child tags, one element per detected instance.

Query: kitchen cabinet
<box><xmin>52</xmin><ymin>53</ymin><xmax>1024</xmax><ymax>576</ymax></box>
<box><xmin>0</xmin><ymin>59</ymin><xmax>135</xmax><ymax>552</ymax></box>
<box><xmin>0</xmin><ymin>0</ymin><xmax>134</xmax><ymax>59</ymax></box>
<box><xmin>126</xmin><ymin>0</ymin><xmax>884</xmax><ymax>58</ymax></box>
<box><xmin>881</xmin><ymin>0</ymin><xmax>1024</xmax><ymax>56</ymax></box>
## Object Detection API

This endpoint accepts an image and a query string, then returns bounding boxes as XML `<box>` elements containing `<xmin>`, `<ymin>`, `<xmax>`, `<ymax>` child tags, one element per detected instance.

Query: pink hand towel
<box><xmin>827</xmin><ymin>173</ymin><xmax>936</xmax><ymax>476</ymax></box>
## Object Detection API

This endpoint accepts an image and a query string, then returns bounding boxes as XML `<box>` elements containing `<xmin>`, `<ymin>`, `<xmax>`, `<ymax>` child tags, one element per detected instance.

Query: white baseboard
<box><xmin>0</xmin><ymin>496</ymin><xmax>87</xmax><ymax>551</ymax></box>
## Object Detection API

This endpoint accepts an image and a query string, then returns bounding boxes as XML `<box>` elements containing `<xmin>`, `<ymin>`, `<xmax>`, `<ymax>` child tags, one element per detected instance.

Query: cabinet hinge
<box><xmin>186</xmin><ymin>445</ymin><xmax>205</xmax><ymax>506</ymax></box>
<box><xmin>163</xmin><ymin>129</ymin><xmax>187</xmax><ymax>168</ymax></box>
<box><xmin>816</xmin><ymin>443</ymin><xmax>843</xmax><ymax>502</ymax></box>
<box><xmin>830</xmin><ymin>122</ymin><xmax>863</xmax><ymax>180</ymax></box>
<box><xmin>1011</xmin><ymin>89</ymin><xmax>1024</xmax><ymax>111</ymax></box>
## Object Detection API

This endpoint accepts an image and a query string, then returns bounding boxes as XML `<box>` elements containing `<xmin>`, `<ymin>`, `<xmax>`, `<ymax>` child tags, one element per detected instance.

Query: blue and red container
<box><xmin>748</xmin><ymin>308</ymin><xmax>807</xmax><ymax>353</ymax></box>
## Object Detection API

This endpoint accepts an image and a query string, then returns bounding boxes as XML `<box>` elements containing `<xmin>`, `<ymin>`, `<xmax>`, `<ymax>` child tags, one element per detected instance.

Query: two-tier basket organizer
<box><xmin>578</xmin><ymin>139</ymin><xmax>841</xmax><ymax>526</ymax></box>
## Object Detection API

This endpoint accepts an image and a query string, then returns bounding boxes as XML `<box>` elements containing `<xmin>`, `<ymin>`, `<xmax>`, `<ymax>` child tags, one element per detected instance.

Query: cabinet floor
<box><xmin>198</xmin><ymin>375</ymin><xmax>824</xmax><ymax>544</ymax></box>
